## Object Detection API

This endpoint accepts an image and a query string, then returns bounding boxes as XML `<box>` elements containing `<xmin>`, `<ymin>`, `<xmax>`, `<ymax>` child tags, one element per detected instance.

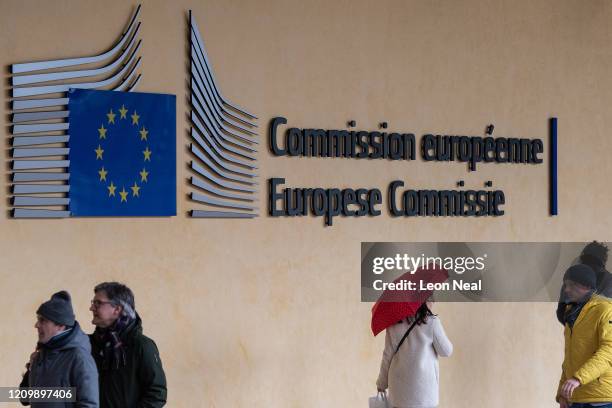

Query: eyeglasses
<box><xmin>90</xmin><ymin>299</ymin><xmax>116</xmax><ymax>308</ymax></box>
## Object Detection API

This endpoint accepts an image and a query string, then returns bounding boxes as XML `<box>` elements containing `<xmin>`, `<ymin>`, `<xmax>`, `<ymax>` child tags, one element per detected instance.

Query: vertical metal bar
<box><xmin>550</xmin><ymin>117</ymin><xmax>558</xmax><ymax>216</ymax></box>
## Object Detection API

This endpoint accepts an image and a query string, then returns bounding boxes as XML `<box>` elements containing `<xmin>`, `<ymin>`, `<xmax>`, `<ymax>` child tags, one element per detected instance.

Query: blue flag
<box><xmin>68</xmin><ymin>89</ymin><xmax>176</xmax><ymax>216</ymax></box>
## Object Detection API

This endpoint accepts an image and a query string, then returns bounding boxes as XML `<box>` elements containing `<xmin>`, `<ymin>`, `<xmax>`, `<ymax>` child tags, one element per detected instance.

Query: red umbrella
<box><xmin>371</xmin><ymin>266</ymin><xmax>449</xmax><ymax>336</ymax></box>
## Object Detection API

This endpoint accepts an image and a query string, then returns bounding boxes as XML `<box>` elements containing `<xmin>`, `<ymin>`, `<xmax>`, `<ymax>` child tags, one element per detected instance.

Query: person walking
<box><xmin>375</xmin><ymin>301</ymin><xmax>453</xmax><ymax>408</ymax></box>
<box><xmin>19</xmin><ymin>291</ymin><xmax>98</xmax><ymax>407</ymax></box>
<box><xmin>557</xmin><ymin>241</ymin><xmax>612</xmax><ymax>324</ymax></box>
<box><xmin>89</xmin><ymin>282</ymin><xmax>166</xmax><ymax>408</ymax></box>
<box><xmin>557</xmin><ymin>264</ymin><xmax>612</xmax><ymax>408</ymax></box>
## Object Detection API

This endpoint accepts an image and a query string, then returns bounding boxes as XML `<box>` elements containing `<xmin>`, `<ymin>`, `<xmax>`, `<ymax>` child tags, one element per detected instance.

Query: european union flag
<box><xmin>68</xmin><ymin>89</ymin><xmax>176</xmax><ymax>216</ymax></box>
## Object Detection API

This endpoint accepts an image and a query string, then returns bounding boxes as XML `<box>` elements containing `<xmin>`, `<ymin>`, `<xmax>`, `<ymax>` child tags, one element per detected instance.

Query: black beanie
<box><xmin>36</xmin><ymin>291</ymin><xmax>75</xmax><ymax>327</ymax></box>
<box><xmin>565</xmin><ymin>264</ymin><xmax>597</xmax><ymax>290</ymax></box>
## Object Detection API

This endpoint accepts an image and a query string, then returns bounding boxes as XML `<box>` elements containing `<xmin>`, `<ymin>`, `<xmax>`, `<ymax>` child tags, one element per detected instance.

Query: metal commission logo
<box><xmin>10</xmin><ymin>6</ymin><xmax>143</xmax><ymax>218</ymax></box>
<box><xmin>187</xmin><ymin>11</ymin><xmax>259</xmax><ymax>219</ymax></box>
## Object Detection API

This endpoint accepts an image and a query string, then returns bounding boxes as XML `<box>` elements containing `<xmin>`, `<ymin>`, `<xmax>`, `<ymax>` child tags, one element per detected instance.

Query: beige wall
<box><xmin>1</xmin><ymin>0</ymin><xmax>612</xmax><ymax>406</ymax></box>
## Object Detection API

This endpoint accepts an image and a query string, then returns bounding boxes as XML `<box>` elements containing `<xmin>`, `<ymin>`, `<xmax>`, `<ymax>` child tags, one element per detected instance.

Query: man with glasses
<box><xmin>557</xmin><ymin>265</ymin><xmax>612</xmax><ymax>408</ymax></box>
<box><xmin>19</xmin><ymin>290</ymin><xmax>98</xmax><ymax>407</ymax></box>
<box><xmin>89</xmin><ymin>282</ymin><xmax>166</xmax><ymax>408</ymax></box>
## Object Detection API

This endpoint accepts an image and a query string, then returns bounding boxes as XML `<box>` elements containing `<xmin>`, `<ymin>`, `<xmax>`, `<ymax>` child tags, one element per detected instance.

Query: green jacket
<box><xmin>89</xmin><ymin>316</ymin><xmax>166</xmax><ymax>408</ymax></box>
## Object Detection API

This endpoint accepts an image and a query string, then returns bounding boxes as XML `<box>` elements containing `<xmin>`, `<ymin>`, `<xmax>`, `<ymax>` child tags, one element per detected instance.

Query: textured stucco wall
<box><xmin>1</xmin><ymin>0</ymin><xmax>611</xmax><ymax>406</ymax></box>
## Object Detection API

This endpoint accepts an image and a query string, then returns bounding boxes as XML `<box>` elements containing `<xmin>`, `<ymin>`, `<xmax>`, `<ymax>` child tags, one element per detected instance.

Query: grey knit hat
<box><xmin>36</xmin><ymin>291</ymin><xmax>75</xmax><ymax>327</ymax></box>
<box><xmin>565</xmin><ymin>264</ymin><xmax>597</xmax><ymax>290</ymax></box>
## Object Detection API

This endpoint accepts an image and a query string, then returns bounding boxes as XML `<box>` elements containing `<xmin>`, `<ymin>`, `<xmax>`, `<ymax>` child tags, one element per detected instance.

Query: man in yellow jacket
<box><xmin>557</xmin><ymin>264</ymin><xmax>612</xmax><ymax>408</ymax></box>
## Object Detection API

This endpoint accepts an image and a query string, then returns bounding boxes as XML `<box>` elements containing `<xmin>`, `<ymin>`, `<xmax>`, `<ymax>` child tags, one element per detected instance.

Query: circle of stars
<box><xmin>95</xmin><ymin>104</ymin><xmax>151</xmax><ymax>203</ymax></box>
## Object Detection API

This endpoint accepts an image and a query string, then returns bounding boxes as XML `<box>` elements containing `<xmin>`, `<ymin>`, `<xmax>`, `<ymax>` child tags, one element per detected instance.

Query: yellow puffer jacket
<box><xmin>558</xmin><ymin>295</ymin><xmax>612</xmax><ymax>403</ymax></box>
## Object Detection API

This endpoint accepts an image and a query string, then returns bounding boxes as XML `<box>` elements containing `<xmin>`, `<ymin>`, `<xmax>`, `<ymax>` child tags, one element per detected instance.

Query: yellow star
<box><xmin>107</xmin><ymin>109</ymin><xmax>116</xmax><ymax>124</ymax></box>
<box><xmin>107</xmin><ymin>182</ymin><xmax>116</xmax><ymax>196</ymax></box>
<box><xmin>143</xmin><ymin>147</ymin><xmax>152</xmax><ymax>161</ymax></box>
<box><xmin>139</xmin><ymin>127</ymin><xmax>148</xmax><ymax>141</ymax></box>
<box><xmin>140</xmin><ymin>168</ymin><xmax>149</xmax><ymax>183</ymax></box>
<box><xmin>98</xmin><ymin>167</ymin><xmax>108</xmax><ymax>181</ymax></box>
<box><xmin>95</xmin><ymin>145</ymin><xmax>104</xmax><ymax>160</ymax></box>
<box><xmin>131</xmin><ymin>182</ymin><xmax>141</xmax><ymax>197</ymax></box>
<box><xmin>119</xmin><ymin>105</ymin><xmax>128</xmax><ymax>119</ymax></box>
<box><xmin>131</xmin><ymin>111</ymin><xmax>140</xmax><ymax>125</ymax></box>
<box><xmin>98</xmin><ymin>125</ymin><xmax>107</xmax><ymax>139</ymax></box>
<box><xmin>119</xmin><ymin>187</ymin><xmax>128</xmax><ymax>203</ymax></box>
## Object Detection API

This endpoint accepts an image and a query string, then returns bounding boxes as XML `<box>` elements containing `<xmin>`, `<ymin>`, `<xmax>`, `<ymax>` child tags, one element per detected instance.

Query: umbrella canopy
<box><xmin>371</xmin><ymin>266</ymin><xmax>448</xmax><ymax>336</ymax></box>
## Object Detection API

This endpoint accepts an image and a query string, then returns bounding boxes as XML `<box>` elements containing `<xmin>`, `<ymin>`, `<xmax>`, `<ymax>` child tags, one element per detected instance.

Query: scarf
<box><xmin>563</xmin><ymin>291</ymin><xmax>594</xmax><ymax>328</ymax></box>
<box><xmin>94</xmin><ymin>314</ymin><xmax>135</xmax><ymax>370</ymax></box>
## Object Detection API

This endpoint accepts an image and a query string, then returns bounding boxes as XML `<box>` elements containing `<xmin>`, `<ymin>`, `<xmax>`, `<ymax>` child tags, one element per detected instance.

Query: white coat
<box><xmin>376</xmin><ymin>316</ymin><xmax>453</xmax><ymax>408</ymax></box>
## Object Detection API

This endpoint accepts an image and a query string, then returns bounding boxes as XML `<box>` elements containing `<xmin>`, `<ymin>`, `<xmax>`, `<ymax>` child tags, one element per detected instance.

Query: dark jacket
<box><xmin>89</xmin><ymin>316</ymin><xmax>166</xmax><ymax>408</ymax></box>
<box><xmin>20</xmin><ymin>321</ymin><xmax>99</xmax><ymax>408</ymax></box>
<box><xmin>594</xmin><ymin>265</ymin><xmax>612</xmax><ymax>297</ymax></box>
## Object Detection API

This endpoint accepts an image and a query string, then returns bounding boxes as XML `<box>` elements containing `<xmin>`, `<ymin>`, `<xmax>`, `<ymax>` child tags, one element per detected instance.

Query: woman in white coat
<box><xmin>376</xmin><ymin>302</ymin><xmax>453</xmax><ymax>408</ymax></box>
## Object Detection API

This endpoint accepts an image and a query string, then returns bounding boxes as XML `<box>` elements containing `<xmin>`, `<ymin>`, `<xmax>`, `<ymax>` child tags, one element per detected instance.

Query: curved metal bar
<box><xmin>12</xmin><ymin>111</ymin><xmax>69</xmax><ymax>123</ymax></box>
<box><xmin>190</xmin><ymin>144</ymin><xmax>255</xmax><ymax>185</ymax></box>
<box><xmin>13</xmin><ymin>30</ymin><xmax>141</xmax><ymax>86</ymax></box>
<box><xmin>13</xmin><ymin>209</ymin><xmax>70</xmax><ymax>218</ymax></box>
<box><xmin>190</xmin><ymin>38</ymin><xmax>257</xmax><ymax>128</ymax></box>
<box><xmin>191</xmin><ymin>210</ymin><xmax>256</xmax><ymax>218</ymax></box>
<box><xmin>189</xmin><ymin>14</ymin><xmax>257</xmax><ymax>120</ymax></box>
<box><xmin>12</xmin><ymin>160</ymin><xmax>69</xmax><ymax>170</ymax></box>
<box><xmin>13</xmin><ymin>148</ymin><xmax>69</xmax><ymax>158</ymax></box>
<box><xmin>191</xmin><ymin>109</ymin><xmax>255</xmax><ymax>161</ymax></box>
<box><xmin>11</xmin><ymin>5</ymin><xmax>141</xmax><ymax>74</ymax></box>
<box><xmin>190</xmin><ymin>176</ymin><xmax>256</xmax><ymax>202</ymax></box>
<box><xmin>190</xmin><ymin>129</ymin><xmax>256</xmax><ymax>176</ymax></box>
<box><xmin>191</xmin><ymin>94</ymin><xmax>257</xmax><ymax>155</ymax></box>
<box><xmin>190</xmin><ymin>192</ymin><xmax>256</xmax><ymax>211</ymax></box>
<box><xmin>190</xmin><ymin>53</ymin><xmax>257</xmax><ymax>136</ymax></box>
<box><xmin>13</xmin><ymin>135</ymin><xmax>70</xmax><ymax>147</ymax></box>
<box><xmin>113</xmin><ymin>64</ymin><xmax>141</xmax><ymax>92</ymax></box>
<box><xmin>13</xmin><ymin>123</ymin><xmax>69</xmax><ymax>135</ymax></box>
<box><xmin>13</xmin><ymin>184</ymin><xmax>69</xmax><ymax>194</ymax></box>
<box><xmin>12</xmin><ymin>63</ymin><xmax>139</xmax><ymax>112</ymax></box>
<box><xmin>190</xmin><ymin>69</ymin><xmax>257</xmax><ymax>143</ymax></box>
<box><xmin>13</xmin><ymin>197</ymin><xmax>70</xmax><ymax>206</ymax></box>
<box><xmin>13</xmin><ymin>98</ymin><xmax>69</xmax><ymax>110</ymax></box>
<box><xmin>191</xmin><ymin>161</ymin><xmax>256</xmax><ymax>193</ymax></box>
<box><xmin>125</xmin><ymin>74</ymin><xmax>142</xmax><ymax>92</ymax></box>
<box><xmin>190</xmin><ymin>74</ymin><xmax>257</xmax><ymax>144</ymax></box>
<box><xmin>191</xmin><ymin>126</ymin><xmax>254</xmax><ymax>170</ymax></box>
<box><xmin>13</xmin><ymin>52</ymin><xmax>141</xmax><ymax>98</ymax></box>
<box><xmin>13</xmin><ymin>173</ymin><xmax>69</xmax><ymax>182</ymax></box>
<box><xmin>191</xmin><ymin>79</ymin><xmax>256</xmax><ymax>151</ymax></box>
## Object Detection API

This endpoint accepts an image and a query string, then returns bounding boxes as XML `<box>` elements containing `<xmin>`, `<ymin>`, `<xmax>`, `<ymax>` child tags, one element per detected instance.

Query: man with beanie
<box><xmin>89</xmin><ymin>282</ymin><xmax>166</xmax><ymax>408</ymax></box>
<box><xmin>557</xmin><ymin>264</ymin><xmax>612</xmax><ymax>408</ymax></box>
<box><xmin>19</xmin><ymin>291</ymin><xmax>98</xmax><ymax>408</ymax></box>
<box><xmin>557</xmin><ymin>242</ymin><xmax>612</xmax><ymax>324</ymax></box>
